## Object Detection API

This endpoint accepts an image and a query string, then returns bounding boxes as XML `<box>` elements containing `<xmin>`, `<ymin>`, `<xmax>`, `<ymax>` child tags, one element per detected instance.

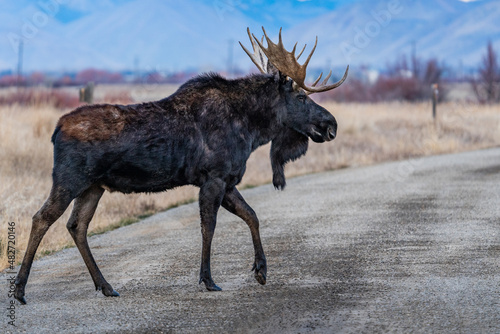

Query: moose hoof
<box><xmin>205</xmin><ymin>284</ymin><xmax>222</xmax><ymax>292</ymax></box>
<box><xmin>252</xmin><ymin>261</ymin><xmax>267</xmax><ymax>285</ymax></box>
<box><xmin>98</xmin><ymin>285</ymin><xmax>120</xmax><ymax>297</ymax></box>
<box><xmin>105</xmin><ymin>289</ymin><xmax>120</xmax><ymax>297</ymax></box>
<box><xmin>199</xmin><ymin>277</ymin><xmax>222</xmax><ymax>291</ymax></box>
<box><xmin>15</xmin><ymin>294</ymin><xmax>27</xmax><ymax>305</ymax></box>
<box><xmin>255</xmin><ymin>270</ymin><xmax>266</xmax><ymax>285</ymax></box>
<box><xmin>14</xmin><ymin>286</ymin><xmax>27</xmax><ymax>305</ymax></box>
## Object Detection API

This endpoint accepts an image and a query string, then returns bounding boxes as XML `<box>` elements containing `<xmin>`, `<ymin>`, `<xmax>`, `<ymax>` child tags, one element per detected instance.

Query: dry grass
<box><xmin>1</xmin><ymin>100</ymin><xmax>499</xmax><ymax>270</ymax></box>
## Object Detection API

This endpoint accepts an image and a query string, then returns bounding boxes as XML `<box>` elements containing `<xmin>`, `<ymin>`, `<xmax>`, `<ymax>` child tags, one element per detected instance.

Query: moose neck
<box><xmin>235</xmin><ymin>74</ymin><xmax>284</xmax><ymax>148</ymax></box>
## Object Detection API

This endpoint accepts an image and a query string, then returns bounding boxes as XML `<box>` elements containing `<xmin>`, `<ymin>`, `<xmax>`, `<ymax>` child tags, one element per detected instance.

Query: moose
<box><xmin>15</xmin><ymin>27</ymin><xmax>348</xmax><ymax>304</ymax></box>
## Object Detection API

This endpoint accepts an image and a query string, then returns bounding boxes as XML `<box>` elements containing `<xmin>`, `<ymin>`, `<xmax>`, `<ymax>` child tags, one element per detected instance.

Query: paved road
<box><xmin>2</xmin><ymin>148</ymin><xmax>500</xmax><ymax>333</ymax></box>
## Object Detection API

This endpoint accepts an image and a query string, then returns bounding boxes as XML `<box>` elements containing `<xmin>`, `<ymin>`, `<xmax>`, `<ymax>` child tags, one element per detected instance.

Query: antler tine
<box><xmin>321</xmin><ymin>70</ymin><xmax>332</xmax><ymax>86</ymax></box>
<box><xmin>311</xmin><ymin>72</ymin><xmax>323</xmax><ymax>87</ymax></box>
<box><xmin>239</xmin><ymin>27</ymin><xmax>267</xmax><ymax>74</ymax></box>
<box><xmin>296</xmin><ymin>44</ymin><xmax>307</xmax><ymax>60</ymax></box>
<box><xmin>302</xmin><ymin>36</ymin><xmax>318</xmax><ymax>68</ymax></box>
<box><xmin>305</xmin><ymin>65</ymin><xmax>349</xmax><ymax>94</ymax></box>
<box><xmin>261</xmin><ymin>26</ymin><xmax>273</xmax><ymax>49</ymax></box>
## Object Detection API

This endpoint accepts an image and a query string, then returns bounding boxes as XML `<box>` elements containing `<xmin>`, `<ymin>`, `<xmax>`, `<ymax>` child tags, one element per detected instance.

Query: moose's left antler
<box><xmin>239</xmin><ymin>27</ymin><xmax>269</xmax><ymax>74</ymax></box>
<box><xmin>251</xmin><ymin>27</ymin><xmax>349</xmax><ymax>94</ymax></box>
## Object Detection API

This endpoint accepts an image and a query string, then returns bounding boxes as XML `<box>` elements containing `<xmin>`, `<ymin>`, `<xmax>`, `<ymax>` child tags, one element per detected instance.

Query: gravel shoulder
<box><xmin>2</xmin><ymin>148</ymin><xmax>500</xmax><ymax>333</ymax></box>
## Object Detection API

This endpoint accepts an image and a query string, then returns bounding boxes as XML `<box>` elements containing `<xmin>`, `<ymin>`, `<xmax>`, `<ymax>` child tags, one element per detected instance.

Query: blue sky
<box><xmin>221</xmin><ymin>0</ymin><xmax>349</xmax><ymax>28</ymax></box>
<box><xmin>3</xmin><ymin>0</ymin><xmax>351</xmax><ymax>26</ymax></box>
<box><xmin>3</xmin><ymin>0</ymin><xmax>482</xmax><ymax>27</ymax></box>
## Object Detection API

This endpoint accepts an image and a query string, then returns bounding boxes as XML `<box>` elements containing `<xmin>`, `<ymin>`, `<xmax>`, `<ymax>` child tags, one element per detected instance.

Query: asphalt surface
<box><xmin>2</xmin><ymin>148</ymin><xmax>500</xmax><ymax>333</ymax></box>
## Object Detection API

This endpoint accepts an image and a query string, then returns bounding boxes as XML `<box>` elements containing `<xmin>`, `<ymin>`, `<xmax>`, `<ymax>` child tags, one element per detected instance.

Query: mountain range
<box><xmin>0</xmin><ymin>0</ymin><xmax>498</xmax><ymax>73</ymax></box>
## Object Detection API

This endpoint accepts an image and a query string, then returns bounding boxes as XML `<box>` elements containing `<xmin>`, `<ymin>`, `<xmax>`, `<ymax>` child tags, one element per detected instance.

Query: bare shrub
<box><xmin>75</xmin><ymin>69</ymin><xmax>124</xmax><ymax>84</ymax></box>
<box><xmin>371</xmin><ymin>76</ymin><xmax>421</xmax><ymax>101</ymax></box>
<box><xmin>471</xmin><ymin>41</ymin><xmax>500</xmax><ymax>104</ymax></box>
<box><xmin>320</xmin><ymin>78</ymin><xmax>373</xmax><ymax>103</ymax></box>
<box><xmin>0</xmin><ymin>89</ymin><xmax>81</xmax><ymax>109</ymax></box>
<box><xmin>321</xmin><ymin>56</ymin><xmax>445</xmax><ymax>103</ymax></box>
<box><xmin>101</xmin><ymin>91</ymin><xmax>135</xmax><ymax>104</ymax></box>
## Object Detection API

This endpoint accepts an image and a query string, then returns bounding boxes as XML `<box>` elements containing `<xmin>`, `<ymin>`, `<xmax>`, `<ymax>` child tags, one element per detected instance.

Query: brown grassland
<box><xmin>1</xmin><ymin>86</ymin><xmax>499</xmax><ymax>270</ymax></box>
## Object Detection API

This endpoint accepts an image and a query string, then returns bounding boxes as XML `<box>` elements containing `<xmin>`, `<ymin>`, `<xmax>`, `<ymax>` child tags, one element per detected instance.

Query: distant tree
<box><xmin>386</xmin><ymin>54</ymin><xmax>411</xmax><ymax>77</ymax></box>
<box><xmin>0</xmin><ymin>75</ymin><xmax>20</xmax><ymax>87</ymax></box>
<box><xmin>373</xmin><ymin>55</ymin><xmax>445</xmax><ymax>102</ymax></box>
<box><xmin>472</xmin><ymin>41</ymin><xmax>499</xmax><ymax>103</ymax></box>
<box><xmin>29</xmin><ymin>71</ymin><xmax>45</xmax><ymax>85</ymax></box>
<box><xmin>422</xmin><ymin>59</ymin><xmax>442</xmax><ymax>85</ymax></box>
<box><xmin>145</xmin><ymin>71</ymin><xmax>163</xmax><ymax>84</ymax></box>
<box><xmin>60</xmin><ymin>75</ymin><xmax>74</xmax><ymax>86</ymax></box>
<box><xmin>76</xmin><ymin>69</ymin><xmax>124</xmax><ymax>84</ymax></box>
<box><xmin>422</xmin><ymin>58</ymin><xmax>447</xmax><ymax>102</ymax></box>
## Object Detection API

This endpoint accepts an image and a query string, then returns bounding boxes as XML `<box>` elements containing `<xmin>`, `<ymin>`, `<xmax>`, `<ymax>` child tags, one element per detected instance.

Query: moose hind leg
<box><xmin>15</xmin><ymin>185</ymin><xmax>74</xmax><ymax>304</ymax></box>
<box><xmin>66</xmin><ymin>185</ymin><xmax>119</xmax><ymax>297</ymax></box>
<box><xmin>222</xmin><ymin>187</ymin><xmax>267</xmax><ymax>285</ymax></box>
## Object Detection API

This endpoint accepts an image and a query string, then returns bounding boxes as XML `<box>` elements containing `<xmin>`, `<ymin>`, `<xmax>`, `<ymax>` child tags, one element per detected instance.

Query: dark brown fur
<box><xmin>15</xmin><ymin>71</ymin><xmax>338</xmax><ymax>304</ymax></box>
<box><xmin>57</xmin><ymin>104</ymin><xmax>128</xmax><ymax>142</ymax></box>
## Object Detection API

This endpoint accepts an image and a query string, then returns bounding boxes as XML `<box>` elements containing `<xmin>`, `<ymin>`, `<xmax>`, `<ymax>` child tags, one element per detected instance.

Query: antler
<box><xmin>239</xmin><ymin>27</ymin><xmax>268</xmax><ymax>74</ymax></box>
<box><xmin>251</xmin><ymin>27</ymin><xmax>349</xmax><ymax>94</ymax></box>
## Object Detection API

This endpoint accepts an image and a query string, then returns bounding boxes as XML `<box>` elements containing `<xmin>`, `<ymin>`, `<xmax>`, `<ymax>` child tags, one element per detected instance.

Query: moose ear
<box><xmin>270</xmin><ymin>128</ymin><xmax>309</xmax><ymax>190</ymax></box>
<box><xmin>266</xmin><ymin>62</ymin><xmax>287</xmax><ymax>84</ymax></box>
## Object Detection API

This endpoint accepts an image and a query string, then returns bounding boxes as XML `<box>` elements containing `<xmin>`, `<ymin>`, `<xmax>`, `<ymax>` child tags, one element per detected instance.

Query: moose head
<box><xmin>240</xmin><ymin>27</ymin><xmax>349</xmax><ymax>189</ymax></box>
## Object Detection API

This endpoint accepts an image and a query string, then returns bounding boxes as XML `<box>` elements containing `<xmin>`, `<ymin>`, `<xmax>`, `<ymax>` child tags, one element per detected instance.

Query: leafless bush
<box><xmin>319</xmin><ymin>78</ymin><xmax>373</xmax><ymax>103</ymax></box>
<box><xmin>372</xmin><ymin>76</ymin><xmax>421</xmax><ymax>101</ymax></box>
<box><xmin>0</xmin><ymin>89</ymin><xmax>81</xmax><ymax>109</ymax></box>
<box><xmin>75</xmin><ymin>69</ymin><xmax>124</xmax><ymax>84</ymax></box>
<box><xmin>101</xmin><ymin>91</ymin><xmax>135</xmax><ymax>104</ymax></box>
<box><xmin>321</xmin><ymin>57</ymin><xmax>446</xmax><ymax>103</ymax></box>
<box><xmin>471</xmin><ymin>41</ymin><xmax>500</xmax><ymax>104</ymax></box>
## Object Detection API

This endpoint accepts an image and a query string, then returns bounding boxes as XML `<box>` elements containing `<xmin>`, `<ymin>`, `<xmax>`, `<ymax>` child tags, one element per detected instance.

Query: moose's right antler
<box><xmin>246</xmin><ymin>27</ymin><xmax>349</xmax><ymax>94</ymax></box>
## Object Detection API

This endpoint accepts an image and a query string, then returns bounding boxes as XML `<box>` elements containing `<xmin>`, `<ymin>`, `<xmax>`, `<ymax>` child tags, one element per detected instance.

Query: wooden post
<box><xmin>432</xmin><ymin>83</ymin><xmax>439</xmax><ymax>121</ymax></box>
<box><xmin>79</xmin><ymin>82</ymin><xmax>94</xmax><ymax>104</ymax></box>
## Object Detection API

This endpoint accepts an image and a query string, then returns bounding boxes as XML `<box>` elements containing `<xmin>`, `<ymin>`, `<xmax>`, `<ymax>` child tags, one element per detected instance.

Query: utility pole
<box><xmin>458</xmin><ymin>59</ymin><xmax>463</xmax><ymax>82</ymax></box>
<box><xmin>411</xmin><ymin>40</ymin><xmax>418</xmax><ymax>79</ymax></box>
<box><xmin>134</xmin><ymin>56</ymin><xmax>140</xmax><ymax>82</ymax></box>
<box><xmin>17</xmin><ymin>40</ymin><xmax>24</xmax><ymax>88</ymax></box>
<box><xmin>227</xmin><ymin>39</ymin><xmax>234</xmax><ymax>78</ymax></box>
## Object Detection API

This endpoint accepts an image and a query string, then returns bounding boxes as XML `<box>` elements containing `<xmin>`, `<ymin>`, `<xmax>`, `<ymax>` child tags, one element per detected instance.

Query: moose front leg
<box><xmin>222</xmin><ymin>187</ymin><xmax>267</xmax><ymax>285</ymax></box>
<box><xmin>198</xmin><ymin>178</ymin><xmax>226</xmax><ymax>291</ymax></box>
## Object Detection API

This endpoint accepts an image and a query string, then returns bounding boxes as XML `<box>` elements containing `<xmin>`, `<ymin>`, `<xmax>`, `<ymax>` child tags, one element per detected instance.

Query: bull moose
<box><xmin>15</xmin><ymin>27</ymin><xmax>348</xmax><ymax>304</ymax></box>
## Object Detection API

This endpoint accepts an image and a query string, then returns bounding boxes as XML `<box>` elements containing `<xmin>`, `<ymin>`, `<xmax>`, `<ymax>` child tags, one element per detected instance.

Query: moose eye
<box><xmin>297</xmin><ymin>95</ymin><xmax>306</xmax><ymax>103</ymax></box>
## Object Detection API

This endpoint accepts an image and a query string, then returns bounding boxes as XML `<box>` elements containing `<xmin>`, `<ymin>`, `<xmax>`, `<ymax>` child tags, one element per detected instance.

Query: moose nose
<box><xmin>327</xmin><ymin>125</ymin><xmax>336</xmax><ymax>141</ymax></box>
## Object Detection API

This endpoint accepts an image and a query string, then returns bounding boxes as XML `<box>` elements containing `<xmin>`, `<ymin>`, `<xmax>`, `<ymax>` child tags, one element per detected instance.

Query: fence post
<box><xmin>79</xmin><ymin>82</ymin><xmax>94</xmax><ymax>104</ymax></box>
<box><xmin>432</xmin><ymin>83</ymin><xmax>439</xmax><ymax>121</ymax></box>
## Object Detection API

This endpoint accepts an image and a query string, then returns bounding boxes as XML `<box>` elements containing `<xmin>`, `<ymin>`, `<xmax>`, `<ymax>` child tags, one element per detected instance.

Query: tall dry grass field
<box><xmin>1</xmin><ymin>100</ymin><xmax>499</xmax><ymax>270</ymax></box>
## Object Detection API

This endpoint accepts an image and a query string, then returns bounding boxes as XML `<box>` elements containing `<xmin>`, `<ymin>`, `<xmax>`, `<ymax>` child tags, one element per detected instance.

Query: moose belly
<box><xmin>99</xmin><ymin>157</ymin><xmax>190</xmax><ymax>194</ymax></box>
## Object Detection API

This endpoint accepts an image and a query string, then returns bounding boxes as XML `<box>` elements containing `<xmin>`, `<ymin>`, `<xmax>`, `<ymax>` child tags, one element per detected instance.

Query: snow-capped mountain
<box><xmin>284</xmin><ymin>0</ymin><xmax>500</xmax><ymax>70</ymax></box>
